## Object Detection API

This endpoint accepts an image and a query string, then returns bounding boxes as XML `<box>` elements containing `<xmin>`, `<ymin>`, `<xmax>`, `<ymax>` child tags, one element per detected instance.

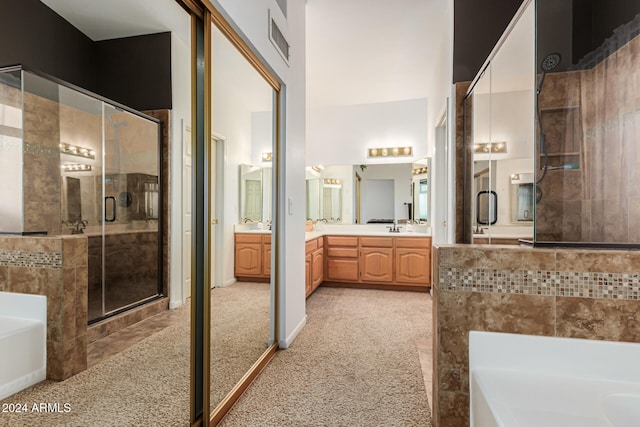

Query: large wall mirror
<box><xmin>466</xmin><ymin>0</ymin><xmax>535</xmax><ymax>242</ymax></box>
<box><xmin>210</xmin><ymin>18</ymin><xmax>276</xmax><ymax>418</ymax></box>
<box><xmin>305</xmin><ymin>160</ymin><xmax>430</xmax><ymax>224</ymax></box>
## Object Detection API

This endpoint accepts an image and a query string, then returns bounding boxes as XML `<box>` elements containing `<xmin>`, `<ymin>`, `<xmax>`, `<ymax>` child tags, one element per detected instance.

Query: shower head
<box><xmin>541</xmin><ymin>52</ymin><xmax>561</xmax><ymax>72</ymax></box>
<box><xmin>537</xmin><ymin>53</ymin><xmax>562</xmax><ymax>95</ymax></box>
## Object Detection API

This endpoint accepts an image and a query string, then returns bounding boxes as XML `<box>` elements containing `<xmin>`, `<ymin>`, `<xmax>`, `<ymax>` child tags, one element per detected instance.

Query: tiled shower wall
<box><xmin>0</xmin><ymin>235</ymin><xmax>87</xmax><ymax>380</ymax></box>
<box><xmin>432</xmin><ymin>244</ymin><xmax>640</xmax><ymax>427</ymax></box>
<box><xmin>536</xmin><ymin>34</ymin><xmax>640</xmax><ymax>242</ymax></box>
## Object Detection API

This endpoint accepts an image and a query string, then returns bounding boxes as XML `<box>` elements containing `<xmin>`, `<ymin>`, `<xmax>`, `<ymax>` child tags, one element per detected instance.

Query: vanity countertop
<box><xmin>234</xmin><ymin>229</ymin><xmax>271</xmax><ymax>234</ymax></box>
<box><xmin>235</xmin><ymin>223</ymin><xmax>431</xmax><ymax>240</ymax></box>
<box><xmin>305</xmin><ymin>224</ymin><xmax>431</xmax><ymax>241</ymax></box>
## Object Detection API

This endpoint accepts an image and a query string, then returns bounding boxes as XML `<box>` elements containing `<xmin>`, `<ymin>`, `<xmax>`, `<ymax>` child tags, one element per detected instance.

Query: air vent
<box><xmin>269</xmin><ymin>11</ymin><xmax>290</xmax><ymax>64</ymax></box>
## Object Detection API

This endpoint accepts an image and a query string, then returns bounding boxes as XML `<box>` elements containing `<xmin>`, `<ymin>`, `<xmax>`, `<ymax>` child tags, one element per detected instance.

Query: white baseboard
<box><xmin>278</xmin><ymin>315</ymin><xmax>307</xmax><ymax>349</ymax></box>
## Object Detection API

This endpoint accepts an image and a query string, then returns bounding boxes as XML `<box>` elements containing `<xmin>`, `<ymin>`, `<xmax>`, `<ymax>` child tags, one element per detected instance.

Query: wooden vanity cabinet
<box><xmin>234</xmin><ymin>233</ymin><xmax>271</xmax><ymax>280</ymax></box>
<box><xmin>324</xmin><ymin>236</ymin><xmax>359</xmax><ymax>282</ymax></box>
<box><xmin>323</xmin><ymin>235</ymin><xmax>432</xmax><ymax>288</ymax></box>
<box><xmin>359</xmin><ymin>237</ymin><xmax>394</xmax><ymax>283</ymax></box>
<box><xmin>394</xmin><ymin>237</ymin><xmax>432</xmax><ymax>286</ymax></box>
<box><xmin>305</xmin><ymin>237</ymin><xmax>324</xmax><ymax>297</ymax></box>
<box><xmin>262</xmin><ymin>234</ymin><xmax>271</xmax><ymax>276</ymax></box>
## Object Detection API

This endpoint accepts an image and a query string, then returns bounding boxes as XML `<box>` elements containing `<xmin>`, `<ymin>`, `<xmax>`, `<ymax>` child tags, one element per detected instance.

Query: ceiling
<box><xmin>40</xmin><ymin>0</ymin><xmax>190</xmax><ymax>43</ymax></box>
<box><xmin>41</xmin><ymin>0</ymin><xmax>439</xmax><ymax>111</ymax></box>
<box><xmin>305</xmin><ymin>0</ymin><xmax>435</xmax><ymax>108</ymax></box>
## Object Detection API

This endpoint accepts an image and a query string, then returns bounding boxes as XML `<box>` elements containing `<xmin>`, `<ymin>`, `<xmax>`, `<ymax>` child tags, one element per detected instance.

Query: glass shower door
<box><xmin>100</xmin><ymin>103</ymin><xmax>161</xmax><ymax>318</ymax></box>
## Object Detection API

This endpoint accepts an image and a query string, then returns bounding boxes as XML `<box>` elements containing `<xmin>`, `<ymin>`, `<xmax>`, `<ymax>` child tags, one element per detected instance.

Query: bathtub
<box><xmin>469</xmin><ymin>331</ymin><xmax>640</xmax><ymax>427</ymax></box>
<box><xmin>0</xmin><ymin>291</ymin><xmax>47</xmax><ymax>400</ymax></box>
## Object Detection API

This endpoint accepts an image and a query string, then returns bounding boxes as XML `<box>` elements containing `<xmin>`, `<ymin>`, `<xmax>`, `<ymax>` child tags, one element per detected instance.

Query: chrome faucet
<box><xmin>387</xmin><ymin>220</ymin><xmax>402</xmax><ymax>233</ymax></box>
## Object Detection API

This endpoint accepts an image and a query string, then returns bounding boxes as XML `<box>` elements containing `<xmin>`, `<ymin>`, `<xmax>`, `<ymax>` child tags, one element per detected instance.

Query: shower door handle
<box><xmin>105</xmin><ymin>196</ymin><xmax>117</xmax><ymax>222</ymax></box>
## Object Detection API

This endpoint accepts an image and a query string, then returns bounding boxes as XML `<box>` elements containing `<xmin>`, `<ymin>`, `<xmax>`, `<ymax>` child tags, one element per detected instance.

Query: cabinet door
<box><xmin>360</xmin><ymin>248</ymin><xmax>394</xmax><ymax>283</ymax></box>
<box><xmin>395</xmin><ymin>248</ymin><xmax>430</xmax><ymax>285</ymax></box>
<box><xmin>326</xmin><ymin>258</ymin><xmax>359</xmax><ymax>282</ymax></box>
<box><xmin>262</xmin><ymin>243</ymin><xmax>271</xmax><ymax>276</ymax></box>
<box><xmin>305</xmin><ymin>253</ymin><xmax>312</xmax><ymax>297</ymax></box>
<box><xmin>311</xmin><ymin>247</ymin><xmax>324</xmax><ymax>290</ymax></box>
<box><xmin>235</xmin><ymin>243</ymin><xmax>262</xmax><ymax>276</ymax></box>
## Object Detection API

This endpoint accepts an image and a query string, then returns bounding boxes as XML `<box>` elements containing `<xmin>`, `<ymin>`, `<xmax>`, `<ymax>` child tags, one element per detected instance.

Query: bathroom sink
<box><xmin>469</xmin><ymin>332</ymin><xmax>640</xmax><ymax>427</ymax></box>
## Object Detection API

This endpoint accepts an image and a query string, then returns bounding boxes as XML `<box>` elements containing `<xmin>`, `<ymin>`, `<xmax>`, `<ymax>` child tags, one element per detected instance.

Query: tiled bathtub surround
<box><xmin>0</xmin><ymin>235</ymin><xmax>87</xmax><ymax>381</ymax></box>
<box><xmin>432</xmin><ymin>244</ymin><xmax>640</xmax><ymax>427</ymax></box>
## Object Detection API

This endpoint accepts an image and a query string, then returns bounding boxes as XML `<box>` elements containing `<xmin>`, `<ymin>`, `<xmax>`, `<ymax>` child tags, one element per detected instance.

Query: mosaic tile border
<box><xmin>440</xmin><ymin>267</ymin><xmax>640</xmax><ymax>301</ymax></box>
<box><xmin>0</xmin><ymin>249</ymin><xmax>62</xmax><ymax>269</ymax></box>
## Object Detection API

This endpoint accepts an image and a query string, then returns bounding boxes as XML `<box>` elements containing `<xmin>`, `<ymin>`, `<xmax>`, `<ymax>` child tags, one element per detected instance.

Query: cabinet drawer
<box><xmin>360</xmin><ymin>236</ymin><xmax>393</xmax><ymax>247</ymax></box>
<box><xmin>395</xmin><ymin>237</ymin><xmax>432</xmax><ymax>248</ymax></box>
<box><xmin>327</xmin><ymin>247</ymin><xmax>358</xmax><ymax>258</ymax></box>
<box><xmin>262</xmin><ymin>234</ymin><xmax>272</xmax><ymax>244</ymax></box>
<box><xmin>325</xmin><ymin>235</ymin><xmax>358</xmax><ymax>247</ymax></box>
<box><xmin>326</xmin><ymin>258</ymin><xmax>359</xmax><ymax>282</ymax></box>
<box><xmin>316</xmin><ymin>237</ymin><xmax>324</xmax><ymax>248</ymax></box>
<box><xmin>235</xmin><ymin>233</ymin><xmax>262</xmax><ymax>243</ymax></box>
<box><xmin>305</xmin><ymin>239</ymin><xmax>318</xmax><ymax>254</ymax></box>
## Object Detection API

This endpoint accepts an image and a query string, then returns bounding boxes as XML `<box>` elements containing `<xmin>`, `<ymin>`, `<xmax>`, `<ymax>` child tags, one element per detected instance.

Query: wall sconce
<box><xmin>323</xmin><ymin>178</ymin><xmax>342</xmax><ymax>188</ymax></box>
<box><xmin>261</xmin><ymin>152</ymin><xmax>273</xmax><ymax>162</ymax></box>
<box><xmin>412</xmin><ymin>167</ymin><xmax>428</xmax><ymax>175</ymax></box>
<box><xmin>473</xmin><ymin>142</ymin><xmax>507</xmax><ymax>154</ymax></box>
<box><xmin>62</xmin><ymin>163</ymin><xmax>92</xmax><ymax>172</ymax></box>
<box><xmin>368</xmin><ymin>146</ymin><xmax>412</xmax><ymax>158</ymax></box>
<box><xmin>59</xmin><ymin>143</ymin><xmax>96</xmax><ymax>159</ymax></box>
<box><xmin>312</xmin><ymin>165</ymin><xmax>324</xmax><ymax>173</ymax></box>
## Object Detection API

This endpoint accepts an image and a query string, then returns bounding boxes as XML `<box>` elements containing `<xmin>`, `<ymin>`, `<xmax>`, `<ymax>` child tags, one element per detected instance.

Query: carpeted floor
<box><xmin>0</xmin><ymin>285</ymin><xmax>432</xmax><ymax>426</ymax></box>
<box><xmin>220</xmin><ymin>287</ymin><xmax>433</xmax><ymax>426</ymax></box>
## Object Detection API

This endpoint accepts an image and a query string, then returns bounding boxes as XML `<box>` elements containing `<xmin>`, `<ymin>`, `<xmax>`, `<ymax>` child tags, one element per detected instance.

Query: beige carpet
<box><xmin>0</xmin><ymin>285</ymin><xmax>432</xmax><ymax>426</ymax></box>
<box><xmin>220</xmin><ymin>287</ymin><xmax>433</xmax><ymax>426</ymax></box>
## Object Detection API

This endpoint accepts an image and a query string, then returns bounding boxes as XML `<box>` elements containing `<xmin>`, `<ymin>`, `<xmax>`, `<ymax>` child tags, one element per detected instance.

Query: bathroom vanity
<box><xmin>235</xmin><ymin>224</ymin><xmax>432</xmax><ymax>297</ymax></box>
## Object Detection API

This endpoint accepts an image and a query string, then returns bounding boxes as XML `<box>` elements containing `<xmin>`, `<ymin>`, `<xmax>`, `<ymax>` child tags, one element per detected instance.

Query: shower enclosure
<box><xmin>0</xmin><ymin>66</ymin><xmax>162</xmax><ymax>323</ymax></box>
<box><xmin>463</xmin><ymin>0</ymin><xmax>640</xmax><ymax>248</ymax></box>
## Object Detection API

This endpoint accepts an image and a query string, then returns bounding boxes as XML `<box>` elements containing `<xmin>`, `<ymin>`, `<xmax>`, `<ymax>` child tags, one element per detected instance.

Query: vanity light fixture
<box><xmin>368</xmin><ymin>146</ymin><xmax>412</xmax><ymax>158</ymax></box>
<box><xmin>59</xmin><ymin>143</ymin><xmax>96</xmax><ymax>159</ymax></box>
<box><xmin>412</xmin><ymin>167</ymin><xmax>428</xmax><ymax>175</ymax></box>
<box><xmin>473</xmin><ymin>142</ymin><xmax>508</xmax><ymax>154</ymax></box>
<box><xmin>323</xmin><ymin>178</ymin><xmax>341</xmax><ymax>185</ymax></box>
<box><xmin>62</xmin><ymin>163</ymin><xmax>92</xmax><ymax>172</ymax></box>
<box><xmin>261</xmin><ymin>152</ymin><xmax>273</xmax><ymax>162</ymax></box>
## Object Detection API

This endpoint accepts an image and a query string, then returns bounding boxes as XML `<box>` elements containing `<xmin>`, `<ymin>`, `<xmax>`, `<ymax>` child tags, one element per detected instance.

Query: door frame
<box><xmin>433</xmin><ymin>102</ymin><xmax>450</xmax><ymax>245</ymax></box>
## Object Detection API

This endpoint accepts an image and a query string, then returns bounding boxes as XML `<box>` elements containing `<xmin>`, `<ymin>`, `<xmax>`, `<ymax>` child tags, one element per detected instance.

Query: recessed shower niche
<box><xmin>0</xmin><ymin>66</ymin><xmax>163</xmax><ymax>324</ymax></box>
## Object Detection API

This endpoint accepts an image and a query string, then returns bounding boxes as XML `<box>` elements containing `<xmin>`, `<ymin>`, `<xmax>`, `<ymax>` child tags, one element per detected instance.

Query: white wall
<box><xmin>306</xmin><ymin>98</ymin><xmax>428</xmax><ymax>166</ymax></box>
<box><xmin>472</xmin><ymin>90</ymin><xmax>534</xmax><ymax>161</ymax></box>
<box><xmin>214</xmin><ymin>0</ymin><xmax>307</xmax><ymax>348</ymax></box>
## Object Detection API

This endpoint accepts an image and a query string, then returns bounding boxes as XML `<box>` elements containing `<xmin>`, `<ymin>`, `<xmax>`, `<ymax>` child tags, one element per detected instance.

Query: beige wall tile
<box><xmin>556</xmin><ymin>297</ymin><xmax>640</xmax><ymax>342</ymax></box>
